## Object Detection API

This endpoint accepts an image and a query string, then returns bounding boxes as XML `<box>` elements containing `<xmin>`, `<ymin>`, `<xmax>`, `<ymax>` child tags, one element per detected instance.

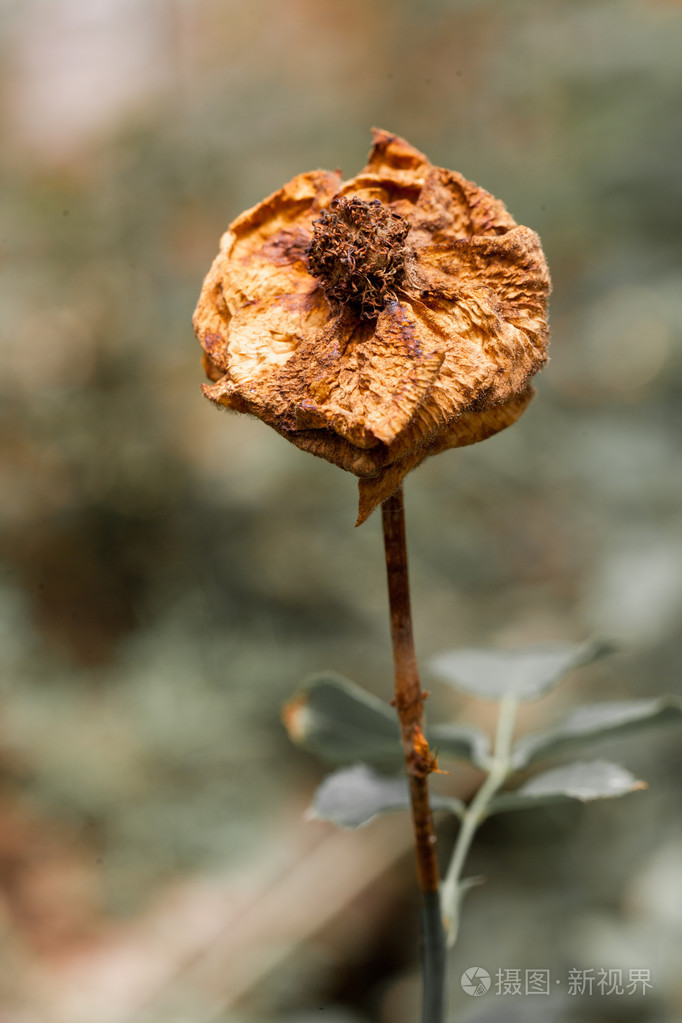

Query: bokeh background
<box><xmin>1</xmin><ymin>1</ymin><xmax>681</xmax><ymax>1020</ymax></box>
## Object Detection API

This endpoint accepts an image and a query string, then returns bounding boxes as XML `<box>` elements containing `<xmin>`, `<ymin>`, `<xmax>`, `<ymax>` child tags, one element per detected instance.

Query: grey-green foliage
<box><xmin>488</xmin><ymin>760</ymin><xmax>645</xmax><ymax>816</ymax></box>
<box><xmin>309</xmin><ymin>763</ymin><xmax>465</xmax><ymax>830</ymax></box>
<box><xmin>285</xmin><ymin>671</ymin><xmax>488</xmax><ymax>769</ymax></box>
<box><xmin>511</xmin><ymin>696</ymin><xmax>682</xmax><ymax>769</ymax></box>
<box><xmin>428</xmin><ymin>639</ymin><xmax>615</xmax><ymax>702</ymax></box>
<box><xmin>284</xmin><ymin>672</ymin><xmax>403</xmax><ymax>768</ymax></box>
<box><xmin>285</xmin><ymin>641</ymin><xmax>680</xmax><ymax>832</ymax></box>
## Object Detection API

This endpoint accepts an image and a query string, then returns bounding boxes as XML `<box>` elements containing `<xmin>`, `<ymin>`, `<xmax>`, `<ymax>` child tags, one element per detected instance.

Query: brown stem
<box><xmin>381</xmin><ymin>485</ymin><xmax>440</xmax><ymax>894</ymax></box>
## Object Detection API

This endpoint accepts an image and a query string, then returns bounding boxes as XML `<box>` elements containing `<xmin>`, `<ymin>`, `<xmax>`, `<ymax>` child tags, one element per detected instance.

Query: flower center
<box><xmin>307</xmin><ymin>197</ymin><xmax>409</xmax><ymax>318</ymax></box>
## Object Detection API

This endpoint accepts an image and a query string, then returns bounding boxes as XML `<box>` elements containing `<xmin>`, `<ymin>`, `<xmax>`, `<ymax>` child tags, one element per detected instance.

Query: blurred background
<box><xmin>1</xmin><ymin>0</ymin><xmax>681</xmax><ymax>1020</ymax></box>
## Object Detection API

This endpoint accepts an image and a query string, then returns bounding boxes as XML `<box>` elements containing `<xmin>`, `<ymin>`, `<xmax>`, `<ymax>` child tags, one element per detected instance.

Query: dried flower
<box><xmin>194</xmin><ymin>130</ymin><xmax>551</xmax><ymax>524</ymax></box>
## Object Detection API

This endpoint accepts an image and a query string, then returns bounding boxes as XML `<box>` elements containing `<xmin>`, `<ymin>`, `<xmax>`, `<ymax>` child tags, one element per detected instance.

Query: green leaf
<box><xmin>283</xmin><ymin>672</ymin><xmax>402</xmax><ymax>767</ymax></box>
<box><xmin>427</xmin><ymin>722</ymin><xmax>491</xmax><ymax>769</ymax></box>
<box><xmin>488</xmin><ymin>760</ymin><xmax>646</xmax><ymax>816</ymax></box>
<box><xmin>308</xmin><ymin>765</ymin><xmax>409</xmax><ymax>828</ymax></box>
<box><xmin>308</xmin><ymin>764</ymin><xmax>465</xmax><ymax>829</ymax></box>
<box><xmin>512</xmin><ymin>696</ymin><xmax>682</xmax><ymax>769</ymax></box>
<box><xmin>428</xmin><ymin>639</ymin><xmax>614</xmax><ymax>702</ymax></box>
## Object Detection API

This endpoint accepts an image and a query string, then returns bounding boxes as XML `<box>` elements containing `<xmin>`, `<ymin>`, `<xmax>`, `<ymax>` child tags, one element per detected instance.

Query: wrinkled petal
<box><xmin>226</xmin><ymin>290</ymin><xmax>329</xmax><ymax>393</ymax></box>
<box><xmin>200</xmin><ymin>288</ymin><xmax>330</xmax><ymax>419</ymax></box>
<box><xmin>363</xmin><ymin>128</ymin><xmax>431</xmax><ymax>177</ymax></box>
<box><xmin>269</xmin><ymin>302</ymin><xmax>445</xmax><ymax>448</ymax></box>
<box><xmin>192</xmin><ymin>247</ymin><xmax>232</xmax><ymax>374</ymax></box>
<box><xmin>406</xmin><ymin>227</ymin><xmax>550</xmax><ymax>414</ymax></box>
<box><xmin>335</xmin><ymin>130</ymin><xmax>431</xmax><ymax>218</ymax></box>
<box><xmin>195</xmin><ymin>170</ymin><xmax>341</xmax><ymax>383</ymax></box>
<box><xmin>358</xmin><ymin>302</ymin><xmax>445</xmax><ymax>444</ymax></box>
<box><xmin>336</xmin><ymin>174</ymin><xmax>423</xmax><ymax>221</ymax></box>
<box><xmin>225</xmin><ymin>171</ymin><xmax>338</xmax><ymax>309</ymax></box>
<box><xmin>408</xmin><ymin>166</ymin><xmax>517</xmax><ymax>248</ymax></box>
<box><xmin>356</xmin><ymin>386</ymin><xmax>535</xmax><ymax>524</ymax></box>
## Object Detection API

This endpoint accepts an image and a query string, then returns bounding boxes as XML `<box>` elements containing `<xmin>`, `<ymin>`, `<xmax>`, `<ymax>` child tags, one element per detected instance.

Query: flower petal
<box><xmin>363</xmin><ymin>128</ymin><xmax>431</xmax><ymax>176</ymax></box>
<box><xmin>192</xmin><ymin>247</ymin><xmax>232</xmax><ymax>374</ymax></box>
<box><xmin>199</xmin><ymin>289</ymin><xmax>331</xmax><ymax>414</ymax></box>
<box><xmin>336</xmin><ymin>173</ymin><xmax>423</xmax><ymax>220</ymax></box>
<box><xmin>408</xmin><ymin>166</ymin><xmax>517</xmax><ymax>247</ymax></box>
<box><xmin>356</xmin><ymin>386</ymin><xmax>535</xmax><ymax>525</ymax></box>
<box><xmin>403</xmin><ymin>226</ymin><xmax>550</xmax><ymax>424</ymax></box>
<box><xmin>231</xmin><ymin>169</ymin><xmax>341</xmax><ymax>238</ymax></box>
<box><xmin>197</xmin><ymin>169</ymin><xmax>340</xmax><ymax>334</ymax></box>
<box><xmin>193</xmin><ymin>171</ymin><xmax>342</xmax><ymax>380</ymax></box>
<box><xmin>267</xmin><ymin>301</ymin><xmax>445</xmax><ymax>448</ymax></box>
<box><xmin>333</xmin><ymin>130</ymin><xmax>430</xmax><ymax>217</ymax></box>
<box><xmin>226</xmin><ymin>289</ymin><xmax>329</xmax><ymax>392</ymax></box>
<box><xmin>353</xmin><ymin>302</ymin><xmax>445</xmax><ymax>445</ymax></box>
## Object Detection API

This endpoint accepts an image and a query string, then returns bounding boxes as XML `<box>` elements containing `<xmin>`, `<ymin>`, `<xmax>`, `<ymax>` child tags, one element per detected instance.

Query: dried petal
<box><xmin>193</xmin><ymin>130</ymin><xmax>551</xmax><ymax>522</ymax></box>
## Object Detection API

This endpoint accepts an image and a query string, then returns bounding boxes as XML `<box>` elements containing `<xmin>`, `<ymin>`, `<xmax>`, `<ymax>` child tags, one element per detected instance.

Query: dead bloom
<box><xmin>194</xmin><ymin>130</ymin><xmax>551</xmax><ymax>524</ymax></box>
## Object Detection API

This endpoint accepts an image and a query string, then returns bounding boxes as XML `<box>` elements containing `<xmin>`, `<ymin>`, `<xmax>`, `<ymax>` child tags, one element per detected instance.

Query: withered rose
<box><xmin>194</xmin><ymin>130</ymin><xmax>551</xmax><ymax>524</ymax></box>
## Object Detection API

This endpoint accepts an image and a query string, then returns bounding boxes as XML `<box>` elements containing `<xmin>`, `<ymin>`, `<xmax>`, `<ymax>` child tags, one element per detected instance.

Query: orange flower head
<box><xmin>193</xmin><ymin>130</ymin><xmax>551</xmax><ymax>524</ymax></box>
